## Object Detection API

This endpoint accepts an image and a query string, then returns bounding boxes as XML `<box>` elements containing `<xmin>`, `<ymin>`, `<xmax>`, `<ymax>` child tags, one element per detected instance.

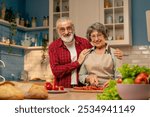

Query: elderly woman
<box><xmin>79</xmin><ymin>22</ymin><xmax>122</xmax><ymax>86</ymax></box>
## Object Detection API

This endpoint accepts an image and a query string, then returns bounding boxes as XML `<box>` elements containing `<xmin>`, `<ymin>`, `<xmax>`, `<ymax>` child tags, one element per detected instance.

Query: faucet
<box><xmin>0</xmin><ymin>60</ymin><xmax>5</xmax><ymax>68</ymax></box>
<box><xmin>0</xmin><ymin>60</ymin><xmax>5</xmax><ymax>83</ymax></box>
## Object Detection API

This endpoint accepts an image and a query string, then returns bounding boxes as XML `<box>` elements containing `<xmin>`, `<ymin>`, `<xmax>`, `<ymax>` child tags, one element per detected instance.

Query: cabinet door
<box><xmin>70</xmin><ymin>0</ymin><xmax>100</xmax><ymax>38</ymax></box>
<box><xmin>100</xmin><ymin>0</ymin><xmax>132</xmax><ymax>46</ymax></box>
<box><xmin>49</xmin><ymin>0</ymin><xmax>70</xmax><ymax>43</ymax></box>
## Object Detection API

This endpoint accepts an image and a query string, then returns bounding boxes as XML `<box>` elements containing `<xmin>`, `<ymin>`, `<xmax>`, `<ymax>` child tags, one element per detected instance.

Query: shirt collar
<box><xmin>91</xmin><ymin>43</ymin><xmax>110</xmax><ymax>53</ymax></box>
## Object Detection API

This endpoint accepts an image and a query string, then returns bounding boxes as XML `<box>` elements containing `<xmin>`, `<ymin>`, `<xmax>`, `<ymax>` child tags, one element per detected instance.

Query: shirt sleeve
<box><xmin>79</xmin><ymin>62</ymin><xmax>88</xmax><ymax>84</ymax></box>
<box><xmin>48</xmin><ymin>46</ymin><xmax>80</xmax><ymax>78</ymax></box>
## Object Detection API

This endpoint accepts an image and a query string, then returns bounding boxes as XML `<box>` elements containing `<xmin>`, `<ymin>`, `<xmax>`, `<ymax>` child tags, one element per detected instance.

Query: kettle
<box><xmin>20</xmin><ymin>70</ymin><xmax>29</xmax><ymax>82</ymax></box>
<box><xmin>21</xmin><ymin>38</ymin><xmax>31</xmax><ymax>47</ymax></box>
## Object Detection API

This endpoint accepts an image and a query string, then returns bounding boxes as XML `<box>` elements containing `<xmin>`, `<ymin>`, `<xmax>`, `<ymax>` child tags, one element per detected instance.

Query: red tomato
<box><xmin>45</xmin><ymin>82</ymin><xmax>53</xmax><ymax>90</ymax></box>
<box><xmin>53</xmin><ymin>85</ymin><xmax>59</xmax><ymax>90</ymax></box>
<box><xmin>116</xmin><ymin>78</ymin><xmax>122</xmax><ymax>83</ymax></box>
<box><xmin>134</xmin><ymin>72</ymin><xmax>149</xmax><ymax>84</ymax></box>
<box><xmin>59</xmin><ymin>86</ymin><xmax>64</xmax><ymax>90</ymax></box>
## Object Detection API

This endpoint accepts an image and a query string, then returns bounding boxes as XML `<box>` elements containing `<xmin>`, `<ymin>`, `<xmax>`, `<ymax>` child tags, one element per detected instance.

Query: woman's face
<box><xmin>90</xmin><ymin>31</ymin><xmax>106</xmax><ymax>48</ymax></box>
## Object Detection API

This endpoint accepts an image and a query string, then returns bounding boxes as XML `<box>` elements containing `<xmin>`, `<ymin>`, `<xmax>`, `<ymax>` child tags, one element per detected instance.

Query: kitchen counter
<box><xmin>47</xmin><ymin>88</ymin><xmax>100</xmax><ymax>100</ymax></box>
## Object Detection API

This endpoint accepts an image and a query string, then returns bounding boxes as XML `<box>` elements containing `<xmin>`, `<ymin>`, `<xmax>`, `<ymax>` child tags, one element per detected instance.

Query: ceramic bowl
<box><xmin>116</xmin><ymin>84</ymin><xmax>150</xmax><ymax>100</ymax></box>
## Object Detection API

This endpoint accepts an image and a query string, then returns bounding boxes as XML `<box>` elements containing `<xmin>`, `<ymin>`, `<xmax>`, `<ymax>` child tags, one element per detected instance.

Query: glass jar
<box><xmin>106</xmin><ymin>15</ymin><xmax>113</xmax><ymax>24</ymax></box>
<box><xmin>104</xmin><ymin>0</ymin><xmax>112</xmax><ymax>8</ymax></box>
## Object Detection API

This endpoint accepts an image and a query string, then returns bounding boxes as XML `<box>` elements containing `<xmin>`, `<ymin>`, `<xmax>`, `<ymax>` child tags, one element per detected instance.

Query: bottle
<box><xmin>43</xmin><ymin>16</ymin><xmax>46</xmax><ymax>26</ymax></box>
<box><xmin>35</xmin><ymin>34</ymin><xmax>38</xmax><ymax>46</ymax></box>
<box><xmin>1</xmin><ymin>0</ymin><xmax>6</xmax><ymax>19</ymax></box>
<box><xmin>56</xmin><ymin>2</ymin><xmax>60</xmax><ymax>12</ymax></box>
<box><xmin>20</xmin><ymin>18</ymin><xmax>25</xmax><ymax>26</ymax></box>
<box><xmin>25</xmin><ymin>19</ymin><xmax>29</xmax><ymax>27</ymax></box>
<box><xmin>31</xmin><ymin>17</ymin><xmax>37</xmax><ymax>27</ymax></box>
<box><xmin>15</xmin><ymin>13</ymin><xmax>20</xmax><ymax>25</ymax></box>
<box><xmin>45</xmin><ymin>16</ymin><xmax>48</xmax><ymax>26</ymax></box>
<box><xmin>47</xmin><ymin>16</ymin><xmax>49</xmax><ymax>26</ymax></box>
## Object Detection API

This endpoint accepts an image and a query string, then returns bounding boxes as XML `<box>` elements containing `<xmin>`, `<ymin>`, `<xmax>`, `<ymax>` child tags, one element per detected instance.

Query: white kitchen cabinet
<box><xmin>100</xmin><ymin>0</ymin><xmax>132</xmax><ymax>46</ymax></box>
<box><xmin>49</xmin><ymin>0</ymin><xmax>70</xmax><ymax>42</ymax></box>
<box><xmin>49</xmin><ymin>0</ymin><xmax>100</xmax><ymax>41</ymax></box>
<box><xmin>69</xmin><ymin>0</ymin><xmax>100</xmax><ymax>38</ymax></box>
<box><xmin>49</xmin><ymin>0</ymin><xmax>132</xmax><ymax>46</ymax></box>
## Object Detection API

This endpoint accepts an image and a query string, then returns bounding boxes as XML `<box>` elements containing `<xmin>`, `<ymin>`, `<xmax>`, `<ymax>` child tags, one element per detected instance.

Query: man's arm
<box><xmin>49</xmin><ymin>47</ymin><xmax>80</xmax><ymax>78</ymax></box>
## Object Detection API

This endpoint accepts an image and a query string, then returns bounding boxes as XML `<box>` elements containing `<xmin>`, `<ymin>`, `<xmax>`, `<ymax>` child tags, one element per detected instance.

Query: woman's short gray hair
<box><xmin>86</xmin><ymin>22</ymin><xmax>109</xmax><ymax>41</ymax></box>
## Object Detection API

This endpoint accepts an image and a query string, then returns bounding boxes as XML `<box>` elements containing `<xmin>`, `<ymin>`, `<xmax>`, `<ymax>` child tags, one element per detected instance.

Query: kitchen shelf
<box><xmin>50</xmin><ymin>0</ymin><xmax>70</xmax><ymax>41</ymax></box>
<box><xmin>100</xmin><ymin>0</ymin><xmax>132</xmax><ymax>46</ymax></box>
<box><xmin>0</xmin><ymin>19</ymin><xmax>49</xmax><ymax>31</ymax></box>
<box><xmin>0</xmin><ymin>42</ymin><xmax>43</xmax><ymax>50</ymax></box>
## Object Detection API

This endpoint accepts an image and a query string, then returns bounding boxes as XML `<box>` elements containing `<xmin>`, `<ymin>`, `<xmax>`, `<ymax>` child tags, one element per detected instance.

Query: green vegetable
<box><xmin>122</xmin><ymin>78</ymin><xmax>134</xmax><ymax>84</ymax></box>
<box><xmin>117</xmin><ymin>64</ymin><xmax>150</xmax><ymax>80</ymax></box>
<box><xmin>97</xmin><ymin>80</ymin><xmax>121</xmax><ymax>100</ymax></box>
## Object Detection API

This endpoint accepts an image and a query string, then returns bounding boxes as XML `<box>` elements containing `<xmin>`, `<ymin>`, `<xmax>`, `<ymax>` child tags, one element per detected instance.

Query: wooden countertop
<box><xmin>12</xmin><ymin>81</ymin><xmax>101</xmax><ymax>100</ymax></box>
<box><xmin>47</xmin><ymin>88</ymin><xmax>100</xmax><ymax>100</ymax></box>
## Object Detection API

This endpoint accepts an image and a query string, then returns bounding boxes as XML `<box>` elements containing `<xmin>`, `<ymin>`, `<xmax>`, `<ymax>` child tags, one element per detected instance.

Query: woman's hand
<box><xmin>114</xmin><ymin>48</ymin><xmax>123</xmax><ymax>59</ymax></box>
<box><xmin>85</xmin><ymin>74</ymin><xmax>99</xmax><ymax>86</ymax></box>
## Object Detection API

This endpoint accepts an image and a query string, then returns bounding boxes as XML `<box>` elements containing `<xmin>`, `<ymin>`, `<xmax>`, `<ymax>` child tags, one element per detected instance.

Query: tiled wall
<box><xmin>0</xmin><ymin>46</ymin><xmax>24</xmax><ymax>80</ymax></box>
<box><xmin>24</xmin><ymin>45</ymin><xmax>150</xmax><ymax>81</ymax></box>
<box><xmin>119</xmin><ymin>45</ymin><xmax>150</xmax><ymax>67</ymax></box>
<box><xmin>24</xmin><ymin>49</ymin><xmax>53</xmax><ymax>81</ymax></box>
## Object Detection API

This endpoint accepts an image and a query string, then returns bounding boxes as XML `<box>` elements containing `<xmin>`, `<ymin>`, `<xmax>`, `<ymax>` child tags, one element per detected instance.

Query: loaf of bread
<box><xmin>0</xmin><ymin>81</ymin><xmax>48</xmax><ymax>100</ymax></box>
<box><xmin>0</xmin><ymin>82</ymin><xmax>24</xmax><ymax>100</ymax></box>
<box><xmin>25</xmin><ymin>84</ymin><xmax>48</xmax><ymax>99</ymax></box>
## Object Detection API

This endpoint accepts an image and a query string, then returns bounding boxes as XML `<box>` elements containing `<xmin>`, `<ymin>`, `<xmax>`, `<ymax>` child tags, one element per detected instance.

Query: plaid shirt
<box><xmin>48</xmin><ymin>35</ymin><xmax>92</xmax><ymax>88</ymax></box>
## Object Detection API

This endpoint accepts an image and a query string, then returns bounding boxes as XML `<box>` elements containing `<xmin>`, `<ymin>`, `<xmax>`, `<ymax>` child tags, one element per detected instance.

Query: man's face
<box><xmin>57</xmin><ymin>20</ymin><xmax>74</xmax><ymax>43</ymax></box>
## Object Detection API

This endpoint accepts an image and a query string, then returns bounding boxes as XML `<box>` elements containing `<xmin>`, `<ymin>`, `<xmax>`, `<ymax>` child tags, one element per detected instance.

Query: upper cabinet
<box><xmin>100</xmin><ymin>0</ymin><xmax>132</xmax><ymax>46</ymax></box>
<box><xmin>49</xmin><ymin>0</ymin><xmax>70</xmax><ymax>42</ymax></box>
<box><xmin>49</xmin><ymin>0</ymin><xmax>132</xmax><ymax>46</ymax></box>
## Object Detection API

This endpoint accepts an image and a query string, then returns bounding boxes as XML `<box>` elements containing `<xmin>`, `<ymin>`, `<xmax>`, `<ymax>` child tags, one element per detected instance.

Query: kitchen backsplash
<box><xmin>0</xmin><ymin>45</ymin><xmax>150</xmax><ymax>81</ymax></box>
<box><xmin>24</xmin><ymin>49</ymin><xmax>53</xmax><ymax>81</ymax></box>
<box><xmin>119</xmin><ymin>45</ymin><xmax>150</xmax><ymax>67</ymax></box>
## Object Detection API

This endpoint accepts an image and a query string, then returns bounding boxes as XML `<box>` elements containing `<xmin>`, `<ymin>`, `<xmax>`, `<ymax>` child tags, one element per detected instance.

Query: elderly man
<box><xmin>48</xmin><ymin>17</ymin><xmax>123</xmax><ymax>88</ymax></box>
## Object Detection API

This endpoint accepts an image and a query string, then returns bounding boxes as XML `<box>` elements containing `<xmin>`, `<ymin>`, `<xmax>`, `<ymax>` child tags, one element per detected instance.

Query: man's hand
<box><xmin>114</xmin><ymin>48</ymin><xmax>123</xmax><ymax>59</ymax></box>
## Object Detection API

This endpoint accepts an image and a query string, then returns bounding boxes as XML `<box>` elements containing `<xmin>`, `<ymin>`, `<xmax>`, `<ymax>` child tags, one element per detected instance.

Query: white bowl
<box><xmin>117</xmin><ymin>84</ymin><xmax>150</xmax><ymax>100</ymax></box>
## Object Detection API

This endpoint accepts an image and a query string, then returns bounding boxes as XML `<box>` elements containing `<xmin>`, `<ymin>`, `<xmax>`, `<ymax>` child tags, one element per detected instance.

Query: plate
<box><xmin>48</xmin><ymin>89</ymin><xmax>68</xmax><ymax>94</ymax></box>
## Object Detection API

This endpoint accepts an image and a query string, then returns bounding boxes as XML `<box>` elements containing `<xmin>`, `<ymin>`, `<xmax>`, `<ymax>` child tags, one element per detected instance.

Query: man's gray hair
<box><xmin>56</xmin><ymin>17</ymin><xmax>74</xmax><ymax>29</ymax></box>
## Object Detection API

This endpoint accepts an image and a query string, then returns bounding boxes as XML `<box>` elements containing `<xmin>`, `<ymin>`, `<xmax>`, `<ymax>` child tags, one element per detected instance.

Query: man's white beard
<box><xmin>61</xmin><ymin>33</ymin><xmax>74</xmax><ymax>43</ymax></box>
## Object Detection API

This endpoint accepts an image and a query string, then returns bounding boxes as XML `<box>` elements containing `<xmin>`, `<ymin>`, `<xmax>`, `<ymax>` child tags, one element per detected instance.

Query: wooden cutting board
<box><xmin>69</xmin><ymin>89</ymin><xmax>103</xmax><ymax>93</ymax></box>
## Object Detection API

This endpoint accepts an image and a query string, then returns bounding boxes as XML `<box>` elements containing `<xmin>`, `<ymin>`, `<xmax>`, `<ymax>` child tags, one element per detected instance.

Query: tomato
<box><xmin>116</xmin><ymin>78</ymin><xmax>122</xmax><ymax>83</ymax></box>
<box><xmin>134</xmin><ymin>72</ymin><xmax>148</xmax><ymax>84</ymax></box>
<box><xmin>59</xmin><ymin>86</ymin><xmax>64</xmax><ymax>90</ymax></box>
<box><xmin>53</xmin><ymin>85</ymin><xmax>59</xmax><ymax>90</ymax></box>
<box><xmin>122</xmin><ymin>78</ymin><xmax>134</xmax><ymax>84</ymax></box>
<box><xmin>45</xmin><ymin>82</ymin><xmax>53</xmax><ymax>90</ymax></box>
